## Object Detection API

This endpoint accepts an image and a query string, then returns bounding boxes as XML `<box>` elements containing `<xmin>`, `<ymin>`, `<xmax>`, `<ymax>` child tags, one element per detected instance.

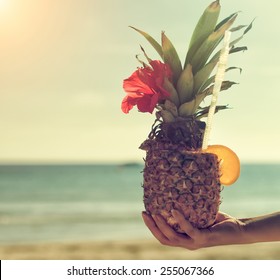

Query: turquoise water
<box><xmin>0</xmin><ymin>164</ymin><xmax>279</xmax><ymax>244</ymax></box>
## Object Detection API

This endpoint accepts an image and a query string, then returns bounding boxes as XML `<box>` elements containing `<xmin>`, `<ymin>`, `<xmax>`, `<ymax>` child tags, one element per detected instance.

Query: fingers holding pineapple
<box><xmin>142</xmin><ymin>209</ymin><xmax>250</xmax><ymax>250</ymax></box>
<box><xmin>171</xmin><ymin>210</ymin><xmax>201</xmax><ymax>239</ymax></box>
<box><xmin>142</xmin><ymin>211</ymin><xmax>205</xmax><ymax>250</ymax></box>
<box><xmin>142</xmin><ymin>212</ymin><xmax>174</xmax><ymax>246</ymax></box>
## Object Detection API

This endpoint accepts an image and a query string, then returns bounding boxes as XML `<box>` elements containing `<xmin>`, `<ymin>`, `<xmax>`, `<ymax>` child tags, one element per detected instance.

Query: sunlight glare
<box><xmin>0</xmin><ymin>0</ymin><xmax>15</xmax><ymax>22</ymax></box>
<box><xmin>0</xmin><ymin>0</ymin><xmax>8</xmax><ymax>8</ymax></box>
<box><xmin>0</xmin><ymin>0</ymin><xmax>10</xmax><ymax>15</ymax></box>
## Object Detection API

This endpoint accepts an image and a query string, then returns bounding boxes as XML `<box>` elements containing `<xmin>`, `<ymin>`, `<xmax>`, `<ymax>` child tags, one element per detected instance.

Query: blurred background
<box><xmin>0</xmin><ymin>0</ymin><xmax>279</xmax><ymax>259</ymax></box>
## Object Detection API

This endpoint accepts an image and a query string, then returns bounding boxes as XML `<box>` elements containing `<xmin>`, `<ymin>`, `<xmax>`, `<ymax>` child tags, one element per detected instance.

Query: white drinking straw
<box><xmin>202</xmin><ymin>30</ymin><xmax>232</xmax><ymax>150</ymax></box>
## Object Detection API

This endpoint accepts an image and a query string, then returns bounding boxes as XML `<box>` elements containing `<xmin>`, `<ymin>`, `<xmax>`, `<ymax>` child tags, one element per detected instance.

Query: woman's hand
<box><xmin>142</xmin><ymin>210</ymin><xmax>280</xmax><ymax>250</ymax></box>
<box><xmin>142</xmin><ymin>210</ymin><xmax>247</xmax><ymax>250</ymax></box>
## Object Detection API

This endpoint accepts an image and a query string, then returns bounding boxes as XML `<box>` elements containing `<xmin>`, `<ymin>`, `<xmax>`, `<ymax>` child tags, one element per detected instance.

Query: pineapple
<box><xmin>122</xmin><ymin>1</ymin><xmax>252</xmax><ymax>231</ymax></box>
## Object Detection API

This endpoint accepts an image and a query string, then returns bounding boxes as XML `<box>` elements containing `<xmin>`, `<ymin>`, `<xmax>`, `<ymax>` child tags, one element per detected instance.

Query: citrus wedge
<box><xmin>205</xmin><ymin>145</ymin><xmax>240</xmax><ymax>186</ymax></box>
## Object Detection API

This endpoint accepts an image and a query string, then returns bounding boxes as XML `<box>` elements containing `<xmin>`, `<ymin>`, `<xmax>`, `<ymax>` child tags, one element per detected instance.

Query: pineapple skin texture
<box><xmin>140</xmin><ymin>121</ymin><xmax>221</xmax><ymax>231</ymax></box>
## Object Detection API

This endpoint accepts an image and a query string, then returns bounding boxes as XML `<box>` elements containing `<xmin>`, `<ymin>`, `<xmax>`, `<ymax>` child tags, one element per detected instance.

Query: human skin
<box><xmin>142</xmin><ymin>211</ymin><xmax>280</xmax><ymax>250</ymax></box>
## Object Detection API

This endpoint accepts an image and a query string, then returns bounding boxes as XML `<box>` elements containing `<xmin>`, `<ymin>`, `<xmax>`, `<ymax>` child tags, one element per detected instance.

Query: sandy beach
<box><xmin>0</xmin><ymin>239</ymin><xmax>279</xmax><ymax>260</ymax></box>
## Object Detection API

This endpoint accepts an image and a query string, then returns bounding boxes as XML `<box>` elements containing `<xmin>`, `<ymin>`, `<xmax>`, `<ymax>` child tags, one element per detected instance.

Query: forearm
<box><xmin>241</xmin><ymin>212</ymin><xmax>280</xmax><ymax>243</ymax></box>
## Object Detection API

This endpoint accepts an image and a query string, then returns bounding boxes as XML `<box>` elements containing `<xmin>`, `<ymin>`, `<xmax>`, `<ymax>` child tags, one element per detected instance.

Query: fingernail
<box><xmin>142</xmin><ymin>211</ymin><xmax>150</xmax><ymax>219</ymax></box>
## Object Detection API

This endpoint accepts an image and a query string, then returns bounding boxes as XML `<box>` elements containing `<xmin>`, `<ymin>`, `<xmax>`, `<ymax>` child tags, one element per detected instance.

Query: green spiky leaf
<box><xmin>185</xmin><ymin>0</ymin><xmax>221</xmax><ymax>68</ymax></box>
<box><xmin>215</xmin><ymin>12</ymin><xmax>237</xmax><ymax>30</ymax></box>
<box><xmin>129</xmin><ymin>26</ymin><xmax>163</xmax><ymax>59</ymax></box>
<box><xmin>196</xmin><ymin>105</ymin><xmax>229</xmax><ymax>119</ymax></box>
<box><xmin>161</xmin><ymin>32</ymin><xmax>182</xmax><ymax>83</ymax></box>
<box><xmin>178</xmin><ymin>99</ymin><xmax>196</xmax><ymax>117</ymax></box>
<box><xmin>193</xmin><ymin>60</ymin><xmax>218</xmax><ymax>95</ymax></box>
<box><xmin>160</xmin><ymin>110</ymin><xmax>175</xmax><ymax>123</ymax></box>
<box><xmin>176</xmin><ymin>64</ymin><xmax>194</xmax><ymax>103</ymax></box>
<box><xmin>163</xmin><ymin>77</ymin><xmax>180</xmax><ymax>107</ymax></box>
<box><xmin>162</xmin><ymin>100</ymin><xmax>178</xmax><ymax>117</ymax></box>
<box><xmin>200</xmin><ymin>80</ymin><xmax>238</xmax><ymax>98</ymax></box>
<box><xmin>230</xmin><ymin>25</ymin><xmax>247</xmax><ymax>32</ymax></box>
<box><xmin>229</xmin><ymin>46</ymin><xmax>248</xmax><ymax>54</ymax></box>
<box><xmin>226</xmin><ymin>66</ymin><xmax>242</xmax><ymax>74</ymax></box>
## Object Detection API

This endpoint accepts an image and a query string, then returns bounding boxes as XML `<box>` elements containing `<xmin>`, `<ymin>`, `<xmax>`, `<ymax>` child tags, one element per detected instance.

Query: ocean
<box><xmin>0</xmin><ymin>164</ymin><xmax>279</xmax><ymax>245</ymax></box>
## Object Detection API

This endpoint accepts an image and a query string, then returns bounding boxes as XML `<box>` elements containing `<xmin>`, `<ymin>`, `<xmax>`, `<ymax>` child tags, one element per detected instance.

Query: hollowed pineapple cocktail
<box><xmin>140</xmin><ymin>118</ymin><xmax>221</xmax><ymax>230</ymax></box>
<box><xmin>122</xmin><ymin>1</ymin><xmax>251</xmax><ymax>230</ymax></box>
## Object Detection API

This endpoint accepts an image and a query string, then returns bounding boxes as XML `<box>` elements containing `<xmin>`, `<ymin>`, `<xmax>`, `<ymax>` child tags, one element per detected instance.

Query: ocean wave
<box><xmin>0</xmin><ymin>201</ymin><xmax>144</xmax><ymax>225</ymax></box>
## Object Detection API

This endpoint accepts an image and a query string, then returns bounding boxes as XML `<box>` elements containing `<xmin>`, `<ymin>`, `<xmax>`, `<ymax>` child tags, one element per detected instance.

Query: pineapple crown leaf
<box><xmin>199</xmin><ymin>80</ymin><xmax>238</xmax><ymax>100</ymax></box>
<box><xmin>161</xmin><ymin>31</ymin><xmax>183</xmax><ymax>83</ymax></box>
<box><xmin>215</xmin><ymin>12</ymin><xmax>239</xmax><ymax>31</ymax></box>
<box><xmin>226</xmin><ymin>66</ymin><xmax>242</xmax><ymax>75</ymax></box>
<box><xmin>139</xmin><ymin>45</ymin><xmax>152</xmax><ymax>63</ymax></box>
<box><xmin>193</xmin><ymin>60</ymin><xmax>218</xmax><ymax>97</ymax></box>
<box><xmin>129</xmin><ymin>26</ymin><xmax>163</xmax><ymax>59</ymax></box>
<box><xmin>176</xmin><ymin>64</ymin><xmax>194</xmax><ymax>104</ymax></box>
<box><xmin>178</xmin><ymin>99</ymin><xmax>197</xmax><ymax>117</ymax></box>
<box><xmin>185</xmin><ymin>0</ymin><xmax>221</xmax><ymax>68</ymax></box>
<box><xmin>230</xmin><ymin>46</ymin><xmax>248</xmax><ymax>54</ymax></box>
<box><xmin>195</xmin><ymin>104</ymin><xmax>230</xmax><ymax>119</ymax></box>
<box><xmin>230</xmin><ymin>24</ymin><xmax>248</xmax><ymax>32</ymax></box>
<box><xmin>162</xmin><ymin>100</ymin><xmax>178</xmax><ymax>117</ymax></box>
<box><xmin>135</xmin><ymin>54</ymin><xmax>148</xmax><ymax>68</ymax></box>
<box><xmin>162</xmin><ymin>77</ymin><xmax>180</xmax><ymax>107</ymax></box>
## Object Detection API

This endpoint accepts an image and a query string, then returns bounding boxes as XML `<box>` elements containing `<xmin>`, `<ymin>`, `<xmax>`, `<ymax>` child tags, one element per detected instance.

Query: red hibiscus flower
<box><xmin>122</xmin><ymin>60</ymin><xmax>172</xmax><ymax>114</ymax></box>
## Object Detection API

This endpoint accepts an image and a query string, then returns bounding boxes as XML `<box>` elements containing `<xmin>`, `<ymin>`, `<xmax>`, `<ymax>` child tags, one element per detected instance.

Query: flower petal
<box><xmin>137</xmin><ymin>95</ymin><xmax>158</xmax><ymax>113</ymax></box>
<box><xmin>121</xmin><ymin>95</ymin><xmax>138</xmax><ymax>113</ymax></box>
<box><xmin>123</xmin><ymin>70</ymin><xmax>154</xmax><ymax>95</ymax></box>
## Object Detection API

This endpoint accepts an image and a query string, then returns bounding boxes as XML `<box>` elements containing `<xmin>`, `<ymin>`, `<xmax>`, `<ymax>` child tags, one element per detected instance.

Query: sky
<box><xmin>0</xmin><ymin>0</ymin><xmax>280</xmax><ymax>164</ymax></box>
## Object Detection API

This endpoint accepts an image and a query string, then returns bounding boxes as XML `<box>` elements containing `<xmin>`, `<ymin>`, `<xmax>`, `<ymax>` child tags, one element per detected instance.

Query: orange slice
<box><xmin>205</xmin><ymin>145</ymin><xmax>240</xmax><ymax>186</ymax></box>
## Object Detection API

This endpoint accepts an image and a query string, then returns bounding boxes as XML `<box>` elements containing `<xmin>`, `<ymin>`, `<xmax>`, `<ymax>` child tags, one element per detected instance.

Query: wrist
<box><xmin>240</xmin><ymin>218</ymin><xmax>258</xmax><ymax>244</ymax></box>
<box><xmin>208</xmin><ymin>219</ymin><xmax>248</xmax><ymax>246</ymax></box>
<box><xmin>241</xmin><ymin>212</ymin><xmax>280</xmax><ymax>243</ymax></box>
